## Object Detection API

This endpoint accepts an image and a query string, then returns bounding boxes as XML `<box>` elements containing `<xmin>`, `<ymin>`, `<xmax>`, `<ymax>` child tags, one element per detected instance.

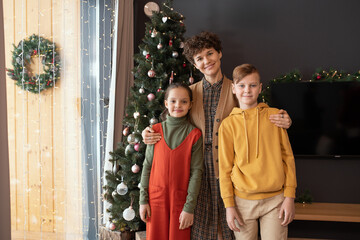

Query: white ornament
<box><xmin>139</xmin><ymin>88</ymin><xmax>145</xmax><ymax>94</ymax></box>
<box><xmin>151</xmin><ymin>29</ymin><xmax>157</xmax><ymax>38</ymax></box>
<box><xmin>157</xmin><ymin>43</ymin><xmax>163</xmax><ymax>49</ymax></box>
<box><xmin>179</xmin><ymin>42</ymin><xmax>185</xmax><ymax>48</ymax></box>
<box><xmin>162</xmin><ymin>17</ymin><xmax>168</xmax><ymax>23</ymax></box>
<box><xmin>138</xmin><ymin>183</ymin><xmax>141</xmax><ymax>188</ymax></box>
<box><xmin>133</xmin><ymin>111</ymin><xmax>140</xmax><ymax>119</ymax></box>
<box><xmin>116</xmin><ymin>182</ymin><xmax>128</xmax><ymax>195</ymax></box>
<box><xmin>127</xmin><ymin>132</ymin><xmax>137</xmax><ymax>144</ymax></box>
<box><xmin>142</xmin><ymin>50</ymin><xmax>149</xmax><ymax>56</ymax></box>
<box><xmin>150</xmin><ymin>117</ymin><xmax>158</xmax><ymax>125</ymax></box>
<box><xmin>106</xmin><ymin>221</ymin><xmax>111</xmax><ymax>229</ymax></box>
<box><xmin>172</xmin><ymin>51</ymin><xmax>179</xmax><ymax>58</ymax></box>
<box><xmin>112</xmin><ymin>190</ymin><xmax>118</xmax><ymax>198</ymax></box>
<box><xmin>123</xmin><ymin>206</ymin><xmax>136</xmax><ymax>221</ymax></box>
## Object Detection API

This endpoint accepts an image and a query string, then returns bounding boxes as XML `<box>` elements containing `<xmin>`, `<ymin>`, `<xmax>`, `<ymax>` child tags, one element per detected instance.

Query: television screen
<box><xmin>270</xmin><ymin>82</ymin><xmax>360</xmax><ymax>157</ymax></box>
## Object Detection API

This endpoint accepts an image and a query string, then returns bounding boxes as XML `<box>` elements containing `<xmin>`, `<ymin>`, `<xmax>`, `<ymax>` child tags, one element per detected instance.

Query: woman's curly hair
<box><xmin>183</xmin><ymin>31</ymin><xmax>222</xmax><ymax>65</ymax></box>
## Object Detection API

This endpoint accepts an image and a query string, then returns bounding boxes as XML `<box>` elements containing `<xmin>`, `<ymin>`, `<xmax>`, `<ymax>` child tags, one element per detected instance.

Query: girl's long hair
<box><xmin>160</xmin><ymin>82</ymin><xmax>193</xmax><ymax>121</ymax></box>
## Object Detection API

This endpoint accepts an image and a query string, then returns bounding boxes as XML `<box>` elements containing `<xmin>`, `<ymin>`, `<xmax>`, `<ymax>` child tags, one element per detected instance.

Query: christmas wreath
<box><xmin>6</xmin><ymin>34</ymin><xmax>60</xmax><ymax>94</ymax></box>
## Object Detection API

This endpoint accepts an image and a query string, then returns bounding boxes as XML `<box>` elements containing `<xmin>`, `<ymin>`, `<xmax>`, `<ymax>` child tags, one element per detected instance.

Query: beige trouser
<box><xmin>234</xmin><ymin>194</ymin><xmax>288</xmax><ymax>240</ymax></box>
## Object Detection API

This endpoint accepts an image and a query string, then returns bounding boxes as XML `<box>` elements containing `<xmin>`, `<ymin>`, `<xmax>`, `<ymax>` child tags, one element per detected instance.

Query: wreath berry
<box><xmin>6</xmin><ymin>34</ymin><xmax>60</xmax><ymax>94</ymax></box>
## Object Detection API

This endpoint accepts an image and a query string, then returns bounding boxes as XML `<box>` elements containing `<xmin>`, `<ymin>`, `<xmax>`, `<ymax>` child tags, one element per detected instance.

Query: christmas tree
<box><xmin>103</xmin><ymin>0</ymin><xmax>198</xmax><ymax>233</ymax></box>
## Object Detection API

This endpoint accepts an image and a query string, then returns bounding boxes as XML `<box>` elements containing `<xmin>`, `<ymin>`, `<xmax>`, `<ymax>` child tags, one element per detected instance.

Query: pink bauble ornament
<box><xmin>122</xmin><ymin>127</ymin><xmax>130</xmax><ymax>136</ymax></box>
<box><xmin>157</xmin><ymin>87</ymin><xmax>162</xmax><ymax>92</ymax></box>
<box><xmin>189</xmin><ymin>76</ymin><xmax>195</xmax><ymax>84</ymax></box>
<box><xmin>131</xmin><ymin>163</ymin><xmax>140</xmax><ymax>173</ymax></box>
<box><xmin>147</xmin><ymin>93</ymin><xmax>155</xmax><ymax>101</ymax></box>
<box><xmin>134</xmin><ymin>143</ymin><xmax>140</xmax><ymax>152</ymax></box>
<box><xmin>146</xmin><ymin>54</ymin><xmax>150</xmax><ymax>59</ymax></box>
<box><xmin>148</xmin><ymin>69</ymin><xmax>156</xmax><ymax>78</ymax></box>
<box><xmin>109</xmin><ymin>222</ymin><xmax>116</xmax><ymax>230</ymax></box>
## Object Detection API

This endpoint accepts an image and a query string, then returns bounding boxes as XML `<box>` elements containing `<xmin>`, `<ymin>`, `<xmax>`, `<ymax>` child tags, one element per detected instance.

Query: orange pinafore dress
<box><xmin>146</xmin><ymin>123</ymin><xmax>201</xmax><ymax>240</ymax></box>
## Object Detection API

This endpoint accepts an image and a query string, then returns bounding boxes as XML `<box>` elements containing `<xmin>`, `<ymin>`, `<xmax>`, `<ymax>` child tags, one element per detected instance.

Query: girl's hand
<box><xmin>139</xmin><ymin>204</ymin><xmax>151</xmax><ymax>223</ymax></box>
<box><xmin>142</xmin><ymin>126</ymin><xmax>161</xmax><ymax>144</ymax></box>
<box><xmin>269</xmin><ymin>109</ymin><xmax>292</xmax><ymax>129</ymax></box>
<box><xmin>279</xmin><ymin>197</ymin><xmax>295</xmax><ymax>226</ymax></box>
<box><xmin>226</xmin><ymin>207</ymin><xmax>244</xmax><ymax>232</ymax></box>
<box><xmin>179</xmin><ymin>211</ymin><xmax>194</xmax><ymax>229</ymax></box>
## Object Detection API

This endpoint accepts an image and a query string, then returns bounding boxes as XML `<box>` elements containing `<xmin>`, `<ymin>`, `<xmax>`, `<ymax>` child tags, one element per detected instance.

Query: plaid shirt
<box><xmin>191</xmin><ymin>77</ymin><xmax>235</xmax><ymax>240</ymax></box>
<box><xmin>203</xmin><ymin>77</ymin><xmax>223</xmax><ymax>145</ymax></box>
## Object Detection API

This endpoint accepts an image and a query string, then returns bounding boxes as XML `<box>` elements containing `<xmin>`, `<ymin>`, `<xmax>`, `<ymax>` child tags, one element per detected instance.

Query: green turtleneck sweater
<box><xmin>139</xmin><ymin>115</ymin><xmax>203</xmax><ymax>213</ymax></box>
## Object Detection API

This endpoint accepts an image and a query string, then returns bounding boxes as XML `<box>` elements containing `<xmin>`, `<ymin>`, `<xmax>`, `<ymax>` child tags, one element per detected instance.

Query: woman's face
<box><xmin>193</xmin><ymin>48</ymin><xmax>222</xmax><ymax>78</ymax></box>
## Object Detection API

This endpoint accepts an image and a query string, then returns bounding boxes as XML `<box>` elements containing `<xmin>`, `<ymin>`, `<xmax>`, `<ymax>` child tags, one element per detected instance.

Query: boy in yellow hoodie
<box><xmin>218</xmin><ymin>64</ymin><xmax>297</xmax><ymax>239</ymax></box>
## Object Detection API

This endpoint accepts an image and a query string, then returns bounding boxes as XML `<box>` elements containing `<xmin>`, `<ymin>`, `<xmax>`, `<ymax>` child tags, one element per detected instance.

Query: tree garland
<box><xmin>259</xmin><ymin>69</ymin><xmax>360</xmax><ymax>104</ymax></box>
<box><xmin>6</xmin><ymin>34</ymin><xmax>60</xmax><ymax>94</ymax></box>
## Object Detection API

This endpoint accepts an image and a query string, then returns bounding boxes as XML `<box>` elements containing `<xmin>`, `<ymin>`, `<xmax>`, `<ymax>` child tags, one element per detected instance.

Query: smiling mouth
<box><xmin>205</xmin><ymin>63</ymin><xmax>214</xmax><ymax>69</ymax></box>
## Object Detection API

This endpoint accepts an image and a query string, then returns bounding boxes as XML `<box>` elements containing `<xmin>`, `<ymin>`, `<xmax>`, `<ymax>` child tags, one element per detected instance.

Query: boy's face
<box><xmin>192</xmin><ymin>48</ymin><xmax>222</xmax><ymax>78</ymax></box>
<box><xmin>232</xmin><ymin>72</ymin><xmax>262</xmax><ymax>109</ymax></box>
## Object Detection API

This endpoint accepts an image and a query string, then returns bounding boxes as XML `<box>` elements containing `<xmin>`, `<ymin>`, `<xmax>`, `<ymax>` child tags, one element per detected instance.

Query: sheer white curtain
<box><xmin>103</xmin><ymin>0</ymin><xmax>134</xmax><ymax>224</ymax></box>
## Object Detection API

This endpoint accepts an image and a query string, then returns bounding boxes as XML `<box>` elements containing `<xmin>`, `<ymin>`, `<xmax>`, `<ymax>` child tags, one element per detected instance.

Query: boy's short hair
<box><xmin>183</xmin><ymin>31</ymin><xmax>222</xmax><ymax>65</ymax></box>
<box><xmin>233</xmin><ymin>64</ymin><xmax>260</xmax><ymax>84</ymax></box>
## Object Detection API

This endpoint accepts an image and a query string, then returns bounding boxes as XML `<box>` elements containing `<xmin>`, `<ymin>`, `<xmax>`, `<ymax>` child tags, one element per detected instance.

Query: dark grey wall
<box><xmin>173</xmin><ymin>0</ymin><xmax>360</xmax><ymax>83</ymax></box>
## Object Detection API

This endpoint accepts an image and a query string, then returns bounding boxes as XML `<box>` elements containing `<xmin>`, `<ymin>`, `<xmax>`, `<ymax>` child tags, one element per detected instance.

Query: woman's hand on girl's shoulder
<box><xmin>142</xmin><ymin>126</ymin><xmax>161</xmax><ymax>144</ymax></box>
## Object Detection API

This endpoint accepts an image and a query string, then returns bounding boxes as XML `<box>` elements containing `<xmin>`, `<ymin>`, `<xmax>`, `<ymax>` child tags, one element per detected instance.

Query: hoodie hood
<box><xmin>229</xmin><ymin>102</ymin><xmax>269</xmax><ymax>163</ymax></box>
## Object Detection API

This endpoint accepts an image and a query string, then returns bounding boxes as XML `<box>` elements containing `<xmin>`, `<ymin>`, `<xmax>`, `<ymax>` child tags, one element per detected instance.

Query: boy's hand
<box><xmin>279</xmin><ymin>197</ymin><xmax>295</xmax><ymax>226</ymax></box>
<box><xmin>139</xmin><ymin>204</ymin><xmax>151</xmax><ymax>223</ymax></box>
<box><xmin>179</xmin><ymin>211</ymin><xmax>193</xmax><ymax>229</ymax></box>
<box><xmin>269</xmin><ymin>109</ymin><xmax>292</xmax><ymax>129</ymax></box>
<box><xmin>226</xmin><ymin>207</ymin><xmax>244</xmax><ymax>232</ymax></box>
<box><xmin>142</xmin><ymin>126</ymin><xmax>161</xmax><ymax>144</ymax></box>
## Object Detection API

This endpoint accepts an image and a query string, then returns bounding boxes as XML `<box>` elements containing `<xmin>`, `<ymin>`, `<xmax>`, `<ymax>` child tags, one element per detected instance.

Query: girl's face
<box><xmin>193</xmin><ymin>48</ymin><xmax>222</xmax><ymax>78</ymax></box>
<box><xmin>164</xmin><ymin>87</ymin><xmax>192</xmax><ymax>118</ymax></box>
<box><xmin>232</xmin><ymin>72</ymin><xmax>262</xmax><ymax>110</ymax></box>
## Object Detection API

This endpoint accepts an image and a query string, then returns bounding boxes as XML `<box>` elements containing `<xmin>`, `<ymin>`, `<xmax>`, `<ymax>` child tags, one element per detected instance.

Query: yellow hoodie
<box><xmin>218</xmin><ymin>103</ymin><xmax>297</xmax><ymax>208</ymax></box>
